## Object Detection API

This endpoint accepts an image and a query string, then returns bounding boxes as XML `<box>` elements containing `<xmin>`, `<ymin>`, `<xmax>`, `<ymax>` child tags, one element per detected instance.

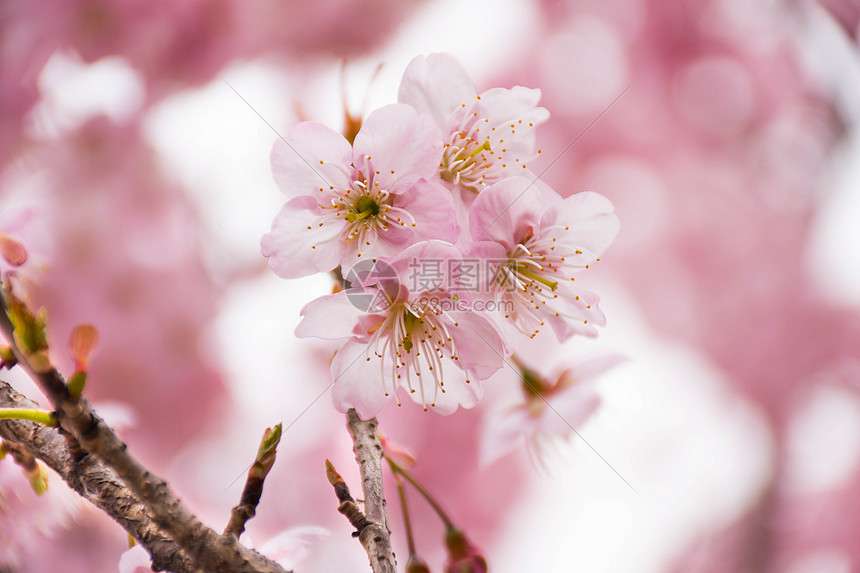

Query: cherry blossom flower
<box><xmin>295</xmin><ymin>241</ymin><xmax>505</xmax><ymax>418</ymax></box>
<box><xmin>0</xmin><ymin>459</ymin><xmax>83</xmax><ymax>571</ymax></box>
<box><xmin>262</xmin><ymin>104</ymin><xmax>459</xmax><ymax>279</ymax></box>
<box><xmin>468</xmin><ymin>177</ymin><xmax>619</xmax><ymax>341</ymax></box>
<box><xmin>398</xmin><ymin>53</ymin><xmax>549</xmax><ymax>198</ymax></box>
<box><xmin>480</xmin><ymin>355</ymin><xmax>625</xmax><ymax>466</ymax></box>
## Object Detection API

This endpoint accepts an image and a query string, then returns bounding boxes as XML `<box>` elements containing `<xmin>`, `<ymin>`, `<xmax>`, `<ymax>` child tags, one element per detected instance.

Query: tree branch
<box><xmin>325</xmin><ymin>458</ymin><xmax>371</xmax><ymax>533</ymax></box>
<box><xmin>0</xmin><ymin>379</ymin><xmax>199</xmax><ymax>573</ymax></box>
<box><xmin>0</xmin><ymin>293</ymin><xmax>291</xmax><ymax>573</ymax></box>
<box><xmin>345</xmin><ymin>409</ymin><xmax>396</xmax><ymax>573</ymax></box>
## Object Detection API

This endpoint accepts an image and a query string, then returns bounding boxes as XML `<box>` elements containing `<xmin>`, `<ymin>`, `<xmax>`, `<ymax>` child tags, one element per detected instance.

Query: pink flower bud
<box><xmin>444</xmin><ymin>527</ymin><xmax>488</xmax><ymax>573</ymax></box>
<box><xmin>69</xmin><ymin>324</ymin><xmax>99</xmax><ymax>372</ymax></box>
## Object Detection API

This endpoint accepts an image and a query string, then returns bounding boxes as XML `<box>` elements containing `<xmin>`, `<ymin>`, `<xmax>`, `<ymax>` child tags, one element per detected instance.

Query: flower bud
<box><xmin>406</xmin><ymin>554</ymin><xmax>431</xmax><ymax>573</ymax></box>
<box><xmin>69</xmin><ymin>324</ymin><xmax>99</xmax><ymax>372</ymax></box>
<box><xmin>444</xmin><ymin>527</ymin><xmax>488</xmax><ymax>573</ymax></box>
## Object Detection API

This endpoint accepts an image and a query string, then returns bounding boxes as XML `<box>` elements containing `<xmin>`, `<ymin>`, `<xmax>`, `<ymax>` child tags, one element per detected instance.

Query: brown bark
<box><xmin>346</xmin><ymin>409</ymin><xmax>396</xmax><ymax>573</ymax></box>
<box><xmin>0</xmin><ymin>293</ymin><xmax>291</xmax><ymax>573</ymax></box>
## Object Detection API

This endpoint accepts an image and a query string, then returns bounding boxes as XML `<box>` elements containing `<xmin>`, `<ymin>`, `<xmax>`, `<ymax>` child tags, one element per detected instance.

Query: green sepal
<box><xmin>68</xmin><ymin>371</ymin><xmax>87</xmax><ymax>396</ymax></box>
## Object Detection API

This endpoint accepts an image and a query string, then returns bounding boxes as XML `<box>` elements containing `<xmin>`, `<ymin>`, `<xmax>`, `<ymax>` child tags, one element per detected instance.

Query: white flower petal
<box><xmin>398</xmin><ymin>53</ymin><xmax>477</xmax><ymax>129</ymax></box>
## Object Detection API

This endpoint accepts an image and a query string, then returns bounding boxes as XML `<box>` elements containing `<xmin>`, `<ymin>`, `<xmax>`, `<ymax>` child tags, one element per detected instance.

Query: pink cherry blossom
<box><xmin>262</xmin><ymin>104</ymin><xmax>459</xmax><ymax>279</ymax></box>
<box><xmin>398</xmin><ymin>53</ymin><xmax>549</xmax><ymax>198</ymax></box>
<box><xmin>295</xmin><ymin>241</ymin><xmax>505</xmax><ymax>418</ymax></box>
<box><xmin>468</xmin><ymin>177</ymin><xmax>619</xmax><ymax>341</ymax></box>
<box><xmin>480</xmin><ymin>355</ymin><xmax>625</xmax><ymax>466</ymax></box>
<box><xmin>27</xmin><ymin>116</ymin><xmax>227</xmax><ymax>463</ymax></box>
<box><xmin>0</xmin><ymin>459</ymin><xmax>83</xmax><ymax>571</ymax></box>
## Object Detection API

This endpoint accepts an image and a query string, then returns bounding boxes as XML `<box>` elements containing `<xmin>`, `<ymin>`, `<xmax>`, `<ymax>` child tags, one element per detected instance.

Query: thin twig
<box><xmin>325</xmin><ymin>459</ymin><xmax>370</xmax><ymax>533</ymax></box>
<box><xmin>0</xmin><ymin>293</ymin><xmax>291</xmax><ymax>573</ymax></box>
<box><xmin>345</xmin><ymin>409</ymin><xmax>396</xmax><ymax>573</ymax></box>
<box><xmin>224</xmin><ymin>424</ymin><xmax>282</xmax><ymax>539</ymax></box>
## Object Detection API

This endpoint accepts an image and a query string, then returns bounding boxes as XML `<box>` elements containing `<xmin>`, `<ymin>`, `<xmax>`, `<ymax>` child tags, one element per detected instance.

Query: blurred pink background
<box><xmin>1</xmin><ymin>0</ymin><xmax>859</xmax><ymax>571</ymax></box>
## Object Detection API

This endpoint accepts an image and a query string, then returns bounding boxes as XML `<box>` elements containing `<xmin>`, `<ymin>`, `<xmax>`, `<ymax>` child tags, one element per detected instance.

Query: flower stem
<box><xmin>394</xmin><ymin>474</ymin><xmax>417</xmax><ymax>556</ymax></box>
<box><xmin>387</xmin><ymin>457</ymin><xmax>454</xmax><ymax>529</ymax></box>
<box><xmin>0</xmin><ymin>408</ymin><xmax>56</xmax><ymax>426</ymax></box>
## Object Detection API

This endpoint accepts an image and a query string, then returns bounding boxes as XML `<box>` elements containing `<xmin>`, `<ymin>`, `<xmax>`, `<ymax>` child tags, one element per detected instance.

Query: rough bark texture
<box><xmin>0</xmin><ymin>380</ymin><xmax>198</xmax><ymax>573</ymax></box>
<box><xmin>0</xmin><ymin>294</ymin><xmax>291</xmax><ymax>573</ymax></box>
<box><xmin>346</xmin><ymin>409</ymin><xmax>396</xmax><ymax>573</ymax></box>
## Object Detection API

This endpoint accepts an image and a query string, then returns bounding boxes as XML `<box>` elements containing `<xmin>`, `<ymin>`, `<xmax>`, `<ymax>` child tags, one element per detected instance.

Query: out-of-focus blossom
<box><xmin>117</xmin><ymin>544</ymin><xmax>154</xmax><ymax>573</ymax></box>
<box><xmin>262</xmin><ymin>104</ymin><xmax>458</xmax><ymax>278</ymax></box>
<box><xmin>398</xmin><ymin>53</ymin><xmax>549</xmax><ymax>204</ymax></box>
<box><xmin>0</xmin><ymin>457</ymin><xmax>83</xmax><ymax>570</ymax></box>
<box><xmin>118</xmin><ymin>525</ymin><xmax>330</xmax><ymax>572</ymax></box>
<box><xmin>250</xmin><ymin>525</ymin><xmax>331</xmax><ymax>570</ymax></box>
<box><xmin>469</xmin><ymin>177</ymin><xmax>619</xmax><ymax>341</ymax></box>
<box><xmin>481</xmin><ymin>355</ymin><xmax>625</xmax><ymax>466</ymax></box>
<box><xmin>26</xmin><ymin>116</ymin><xmax>226</xmax><ymax>461</ymax></box>
<box><xmin>380</xmin><ymin>432</ymin><xmax>418</xmax><ymax>470</ymax></box>
<box><xmin>814</xmin><ymin>0</ymin><xmax>860</xmax><ymax>40</ymax></box>
<box><xmin>506</xmin><ymin>0</ymin><xmax>853</xmax><ymax>570</ymax></box>
<box><xmin>296</xmin><ymin>241</ymin><xmax>505</xmax><ymax>418</ymax></box>
<box><xmin>4</xmin><ymin>0</ymin><xmax>424</xmax><ymax>105</ymax></box>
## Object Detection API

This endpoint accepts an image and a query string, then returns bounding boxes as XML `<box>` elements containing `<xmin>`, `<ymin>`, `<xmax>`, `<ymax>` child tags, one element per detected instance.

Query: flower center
<box><xmin>490</xmin><ymin>227</ymin><xmax>593</xmax><ymax>338</ymax></box>
<box><xmin>346</xmin><ymin>196</ymin><xmax>381</xmax><ymax>221</ymax></box>
<box><xmin>367</xmin><ymin>298</ymin><xmax>462</xmax><ymax>410</ymax></box>
<box><xmin>441</xmin><ymin>135</ymin><xmax>494</xmax><ymax>192</ymax></box>
<box><xmin>439</xmin><ymin>107</ymin><xmax>539</xmax><ymax>193</ymax></box>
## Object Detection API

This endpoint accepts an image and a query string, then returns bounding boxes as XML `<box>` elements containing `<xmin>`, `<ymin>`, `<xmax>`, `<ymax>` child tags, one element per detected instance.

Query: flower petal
<box><xmin>544</xmin><ymin>286</ymin><xmax>605</xmax><ymax>340</ymax></box>
<box><xmin>258</xmin><ymin>526</ymin><xmax>330</xmax><ymax>570</ymax></box>
<box><xmin>353</xmin><ymin>104</ymin><xmax>442</xmax><ymax>193</ymax></box>
<box><xmin>261</xmin><ymin>196</ymin><xmax>343</xmax><ymax>279</ymax></box>
<box><xmin>331</xmin><ymin>339</ymin><xmax>393</xmax><ymax>418</ymax></box>
<box><xmin>541</xmin><ymin>191</ymin><xmax>620</xmax><ymax>262</ymax></box>
<box><xmin>118</xmin><ymin>545</ymin><xmax>154</xmax><ymax>573</ymax></box>
<box><xmin>396</xmin><ymin>179</ymin><xmax>460</xmax><ymax>244</ymax></box>
<box><xmin>480</xmin><ymin>406</ymin><xmax>531</xmax><ymax>466</ymax></box>
<box><xmin>398</xmin><ymin>53</ymin><xmax>477</xmax><ymax>129</ymax></box>
<box><xmin>295</xmin><ymin>293</ymin><xmax>369</xmax><ymax>340</ymax></box>
<box><xmin>271</xmin><ymin>123</ymin><xmax>352</xmax><ymax>198</ymax></box>
<box><xmin>478</xmin><ymin>86</ymin><xmax>549</xmax><ymax>129</ymax></box>
<box><xmin>445</xmin><ymin>309</ymin><xmax>506</xmax><ymax>379</ymax></box>
<box><xmin>478</xmin><ymin>86</ymin><xmax>549</xmax><ymax>160</ymax></box>
<box><xmin>388</xmin><ymin>240</ymin><xmax>465</xmax><ymax>294</ymax></box>
<box><xmin>466</xmin><ymin>240</ymin><xmax>508</xmax><ymax>301</ymax></box>
<box><xmin>405</xmin><ymin>357</ymin><xmax>483</xmax><ymax>415</ymax></box>
<box><xmin>468</xmin><ymin>177</ymin><xmax>555</xmax><ymax>248</ymax></box>
<box><xmin>539</xmin><ymin>386</ymin><xmax>601</xmax><ymax>437</ymax></box>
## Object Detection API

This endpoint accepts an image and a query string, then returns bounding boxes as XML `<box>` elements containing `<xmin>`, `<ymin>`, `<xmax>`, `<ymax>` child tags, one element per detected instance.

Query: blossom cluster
<box><xmin>262</xmin><ymin>54</ymin><xmax>620</xmax><ymax>419</ymax></box>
